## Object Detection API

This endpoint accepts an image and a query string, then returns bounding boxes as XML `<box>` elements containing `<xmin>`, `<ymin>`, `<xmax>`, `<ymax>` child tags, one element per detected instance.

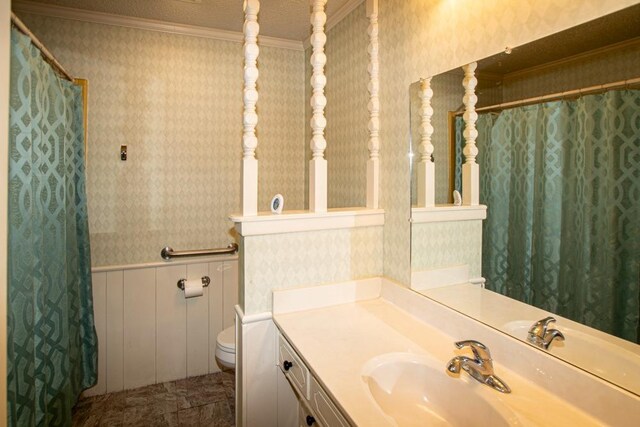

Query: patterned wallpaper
<box><xmin>256</xmin><ymin>46</ymin><xmax>306</xmax><ymax>211</ymax></box>
<box><xmin>378</xmin><ymin>0</ymin><xmax>638</xmax><ymax>285</ymax></box>
<box><xmin>302</xmin><ymin>2</ymin><xmax>370</xmax><ymax>209</ymax></box>
<box><xmin>411</xmin><ymin>221</ymin><xmax>483</xmax><ymax>278</ymax></box>
<box><xmin>19</xmin><ymin>14</ymin><xmax>306</xmax><ymax>267</ymax></box>
<box><xmin>242</xmin><ymin>226</ymin><xmax>383</xmax><ymax>314</ymax></box>
<box><xmin>324</xmin><ymin>1</ymin><xmax>369</xmax><ymax>208</ymax></box>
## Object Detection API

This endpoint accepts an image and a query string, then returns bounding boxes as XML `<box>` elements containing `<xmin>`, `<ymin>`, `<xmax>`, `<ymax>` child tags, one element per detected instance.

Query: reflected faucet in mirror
<box><xmin>446</xmin><ymin>340</ymin><xmax>511</xmax><ymax>393</ymax></box>
<box><xmin>527</xmin><ymin>317</ymin><xmax>565</xmax><ymax>350</ymax></box>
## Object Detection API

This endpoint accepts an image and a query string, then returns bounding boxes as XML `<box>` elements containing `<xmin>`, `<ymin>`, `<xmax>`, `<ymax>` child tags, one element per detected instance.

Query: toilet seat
<box><xmin>217</xmin><ymin>326</ymin><xmax>235</xmax><ymax>352</ymax></box>
<box><xmin>215</xmin><ymin>326</ymin><xmax>236</xmax><ymax>369</ymax></box>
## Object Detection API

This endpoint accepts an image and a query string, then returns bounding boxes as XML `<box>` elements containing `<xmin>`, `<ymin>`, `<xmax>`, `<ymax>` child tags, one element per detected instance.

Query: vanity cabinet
<box><xmin>278</xmin><ymin>332</ymin><xmax>351</xmax><ymax>427</ymax></box>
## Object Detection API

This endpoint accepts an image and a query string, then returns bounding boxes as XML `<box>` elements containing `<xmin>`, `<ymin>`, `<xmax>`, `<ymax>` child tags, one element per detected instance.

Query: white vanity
<box><xmin>277</xmin><ymin>333</ymin><xmax>350</xmax><ymax>427</ymax></box>
<box><xmin>272</xmin><ymin>278</ymin><xmax>640</xmax><ymax>426</ymax></box>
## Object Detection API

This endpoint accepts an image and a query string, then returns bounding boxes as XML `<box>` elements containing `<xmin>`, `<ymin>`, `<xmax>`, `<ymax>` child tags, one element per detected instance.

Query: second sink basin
<box><xmin>361</xmin><ymin>352</ymin><xmax>521</xmax><ymax>427</ymax></box>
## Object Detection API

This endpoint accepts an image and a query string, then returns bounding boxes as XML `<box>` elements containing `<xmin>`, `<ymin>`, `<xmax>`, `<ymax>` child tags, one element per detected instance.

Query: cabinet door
<box><xmin>278</xmin><ymin>334</ymin><xmax>310</xmax><ymax>399</ymax></box>
<box><xmin>298</xmin><ymin>403</ymin><xmax>320</xmax><ymax>427</ymax></box>
<box><xmin>310</xmin><ymin>378</ymin><xmax>349</xmax><ymax>427</ymax></box>
<box><xmin>277</xmin><ymin>367</ymin><xmax>298</xmax><ymax>427</ymax></box>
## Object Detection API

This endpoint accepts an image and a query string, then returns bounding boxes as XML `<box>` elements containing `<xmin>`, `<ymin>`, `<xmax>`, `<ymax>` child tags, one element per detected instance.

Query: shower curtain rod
<box><xmin>10</xmin><ymin>12</ymin><xmax>74</xmax><ymax>82</ymax></box>
<box><xmin>475</xmin><ymin>76</ymin><xmax>640</xmax><ymax>113</ymax></box>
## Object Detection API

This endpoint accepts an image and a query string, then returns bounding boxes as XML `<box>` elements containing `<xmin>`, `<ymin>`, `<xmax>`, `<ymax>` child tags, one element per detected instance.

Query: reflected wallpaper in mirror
<box><xmin>409</xmin><ymin>4</ymin><xmax>640</xmax><ymax>396</ymax></box>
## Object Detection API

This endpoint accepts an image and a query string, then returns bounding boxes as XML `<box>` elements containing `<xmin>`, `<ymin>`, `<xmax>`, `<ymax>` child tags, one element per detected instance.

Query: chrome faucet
<box><xmin>446</xmin><ymin>340</ymin><xmax>511</xmax><ymax>393</ymax></box>
<box><xmin>527</xmin><ymin>316</ymin><xmax>565</xmax><ymax>350</ymax></box>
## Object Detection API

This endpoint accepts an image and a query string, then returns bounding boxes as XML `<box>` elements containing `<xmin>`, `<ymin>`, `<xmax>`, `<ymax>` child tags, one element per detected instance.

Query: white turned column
<box><xmin>309</xmin><ymin>0</ymin><xmax>328</xmax><ymax>213</ymax></box>
<box><xmin>366</xmin><ymin>0</ymin><xmax>379</xmax><ymax>209</ymax></box>
<box><xmin>417</xmin><ymin>77</ymin><xmax>435</xmax><ymax>207</ymax></box>
<box><xmin>462</xmin><ymin>62</ymin><xmax>479</xmax><ymax>206</ymax></box>
<box><xmin>242</xmin><ymin>0</ymin><xmax>260</xmax><ymax>216</ymax></box>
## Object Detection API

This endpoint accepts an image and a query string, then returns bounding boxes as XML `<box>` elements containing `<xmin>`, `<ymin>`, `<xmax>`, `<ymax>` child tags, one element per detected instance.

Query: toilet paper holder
<box><xmin>177</xmin><ymin>276</ymin><xmax>211</xmax><ymax>291</ymax></box>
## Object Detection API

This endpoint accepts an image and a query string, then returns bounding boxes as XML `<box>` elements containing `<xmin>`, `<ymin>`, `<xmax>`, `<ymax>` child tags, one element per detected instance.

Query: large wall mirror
<box><xmin>409</xmin><ymin>4</ymin><xmax>640</xmax><ymax>396</ymax></box>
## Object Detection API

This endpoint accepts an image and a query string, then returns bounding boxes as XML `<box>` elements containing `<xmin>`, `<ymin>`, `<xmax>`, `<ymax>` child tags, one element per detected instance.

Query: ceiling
<box><xmin>18</xmin><ymin>0</ymin><xmax>356</xmax><ymax>40</ymax></box>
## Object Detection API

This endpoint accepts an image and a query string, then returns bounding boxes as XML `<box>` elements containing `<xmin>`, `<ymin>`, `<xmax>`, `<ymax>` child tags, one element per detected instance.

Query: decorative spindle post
<box><xmin>417</xmin><ymin>77</ymin><xmax>435</xmax><ymax>207</ymax></box>
<box><xmin>309</xmin><ymin>0</ymin><xmax>328</xmax><ymax>213</ymax></box>
<box><xmin>242</xmin><ymin>0</ymin><xmax>260</xmax><ymax>216</ymax></box>
<box><xmin>462</xmin><ymin>62</ymin><xmax>479</xmax><ymax>205</ymax></box>
<box><xmin>366</xmin><ymin>0</ymin><xmax>379</xmax><ymax>209</ymax></box>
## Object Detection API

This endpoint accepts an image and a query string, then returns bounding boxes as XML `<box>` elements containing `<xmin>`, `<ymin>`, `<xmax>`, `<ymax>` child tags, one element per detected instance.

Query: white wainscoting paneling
<box><xmin>123</xmin><ymin>268</ymin><xmax>157</xmax><ymax>390</ymax></box>
<box><xmin>156</xmin><ymin>264</ymin><xmax>187</xmax><ymax>383</ymax></box>
<box><xmin>105</xmin><ymin>271</ymin><xmax>124</xmax><ymax>393</ymax></box>
<box><xmin>85</xmin><ymin>259</ymin><xmax>238</xmax><ymax>396</ymax></box>
<box><xmin>90</xmin><ymin>272</ymin><xmax>107</xmax><ymax>394</ymax></box>
<box><xmin>187</xmin><ymin>262</ymin><xmax>212</xmax><ymax>378</ymax></box>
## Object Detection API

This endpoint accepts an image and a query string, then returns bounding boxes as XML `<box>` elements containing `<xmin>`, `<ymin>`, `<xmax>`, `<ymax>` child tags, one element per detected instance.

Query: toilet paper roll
<box><xmin>183</xmin><ymin>279</ymin><xmax>204</xmax><ymax>298</ymax></box>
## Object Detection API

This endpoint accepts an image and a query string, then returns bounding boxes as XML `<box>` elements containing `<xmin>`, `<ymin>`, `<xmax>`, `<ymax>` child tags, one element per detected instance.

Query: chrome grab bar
<box><xmin>161</xmin><ymin>243</ymin><xmax>238</xmax><ymax>260</ymax></box>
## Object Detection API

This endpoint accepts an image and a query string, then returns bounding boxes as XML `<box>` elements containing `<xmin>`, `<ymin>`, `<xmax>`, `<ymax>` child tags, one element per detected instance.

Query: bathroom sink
<box><xmin>361</xmin><ymin>353</ymin><xmax>521</xmax><ymax>427</ymax></box>
<box><xmin>503</xmin><ymin>320</ymin><xmax>640</xmax><ymax>392</ymax></box>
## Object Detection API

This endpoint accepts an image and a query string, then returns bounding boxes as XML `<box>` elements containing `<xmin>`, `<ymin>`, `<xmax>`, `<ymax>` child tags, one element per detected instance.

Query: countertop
<box><xmin>273</xmin><ymin>296</ymin><xmax>601</xmax><ymax>426</ymax></box>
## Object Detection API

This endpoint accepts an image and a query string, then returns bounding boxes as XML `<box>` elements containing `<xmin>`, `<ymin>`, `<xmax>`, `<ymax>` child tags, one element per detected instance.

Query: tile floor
<box><xmin>72</xmin><ymin>371</ymin><xmax>235</xmax><ymax>426</ymax></box>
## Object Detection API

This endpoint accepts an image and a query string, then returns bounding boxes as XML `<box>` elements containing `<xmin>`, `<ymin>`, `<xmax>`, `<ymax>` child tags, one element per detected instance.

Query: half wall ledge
<box><xmin>229</xmin><ymin>208</ymin><xmax>385</xmax><ymax>236</ymax></box>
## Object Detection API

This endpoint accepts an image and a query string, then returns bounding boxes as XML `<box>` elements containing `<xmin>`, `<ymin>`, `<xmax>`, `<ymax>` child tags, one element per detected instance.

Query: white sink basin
<box><xmin>361</xmin><ymin>353</ymin><xmax>522</xmax><ymax>427</ymax></box>
<box><xmin>503</xmin><ymin>320</ymin><xmax>640</xmax><ymax>393</ymax></box>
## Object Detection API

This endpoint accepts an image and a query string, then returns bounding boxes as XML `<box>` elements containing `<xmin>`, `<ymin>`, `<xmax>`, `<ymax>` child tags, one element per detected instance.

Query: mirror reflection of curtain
<box><xmin>8</xmin><ymin>28</ymin><xmax>98</xmax><ymax>425</ymax></box>
<box><xmin>458</xmin><ymin>90</ymin><xmax>640</xmax><ymax>342</ymax></box>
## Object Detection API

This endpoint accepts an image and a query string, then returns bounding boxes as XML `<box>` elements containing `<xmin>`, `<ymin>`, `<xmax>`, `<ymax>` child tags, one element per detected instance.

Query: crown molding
<box><xmin>303</xmin><ymin>0</ymin><xmax>365</xmax><ymax>50</ymax></box>
<box><xmin>12</xmin><ymin>0</ymin><xmax>304</xmax><ymax>51</ymax></box>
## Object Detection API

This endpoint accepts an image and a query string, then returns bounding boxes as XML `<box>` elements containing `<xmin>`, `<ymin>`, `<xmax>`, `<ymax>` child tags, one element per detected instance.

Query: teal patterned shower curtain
<box><xmin>465</xmin><ymin>90</ymin><xmax>640</xmax><ymax>342</ymax></box>
<box><xmin>7</xmin><ymin>28</ymin><xmax>98</xmax><ymax>426</ymax></box>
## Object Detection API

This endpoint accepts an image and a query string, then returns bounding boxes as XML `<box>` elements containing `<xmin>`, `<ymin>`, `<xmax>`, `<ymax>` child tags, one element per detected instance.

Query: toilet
<box><xmin>215</xmin><ymin>326</ymin><xmax>236</xmax><ymax>370</ymax></box>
